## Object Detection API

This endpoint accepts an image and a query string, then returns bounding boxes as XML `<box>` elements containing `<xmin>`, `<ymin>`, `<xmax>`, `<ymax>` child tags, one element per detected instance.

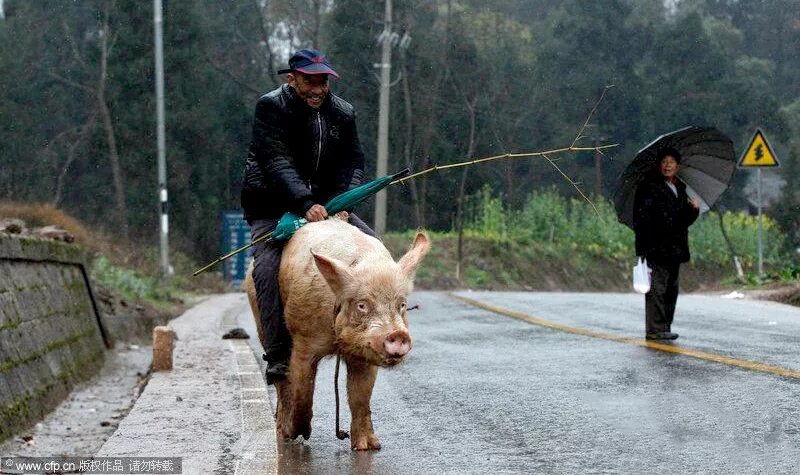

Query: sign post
<box><xmin>737</xmin><ymin>128</ymin><xmax>780</xmax><ymax>276</ymax></box>
<box><xmin>221</xmin><ymin>212</ymin><xmax>253</xmax><ymax>288</ymax></box>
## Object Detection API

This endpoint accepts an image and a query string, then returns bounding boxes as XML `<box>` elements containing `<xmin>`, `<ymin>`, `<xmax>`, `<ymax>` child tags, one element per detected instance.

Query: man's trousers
<box><xmin>645</xmin><ymin>260</ymin><xmax>680</xmax><ymax>334</ymax></box>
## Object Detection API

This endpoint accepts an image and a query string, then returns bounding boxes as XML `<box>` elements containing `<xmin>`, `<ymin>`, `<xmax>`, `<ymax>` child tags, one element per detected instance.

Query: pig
<box><xmin>243</xmin><ymin>217</ymin><xmax>430</xmax><ymax>450</ymax></box>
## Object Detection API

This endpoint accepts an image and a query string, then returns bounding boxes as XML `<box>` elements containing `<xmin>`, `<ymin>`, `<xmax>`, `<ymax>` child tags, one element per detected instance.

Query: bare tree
<box><xmin>47</xmin><ymin>115</ymin><xmax>97</xmax><ymax>207</ymax></box>
<box><xmin>49</xmin><ymin>7</ymin><xmax>128</xmax><ymax>235</ymax></box>
<box><xmin>414</xmin><ymin>0</ymin><xmax>454</xmax><ymax>228</ymax></box>
<box><xmin>399</xmin><ymin>16</ymin><xmax>423</xmax><ymax>227</ymax></box>
<box><xmin>455</xmin><ymin>96</ymin><xmax>477</xmax><ymax>283</ymax></box>
<box><xmin>96</xmin><ymin>10</ymin><xmax>128</xmax><ymax>236</ymax></box>
<box><xmin>254</xmin><ymin>0</ymin><xmax>279</xmax><ymax>79</ymax></box>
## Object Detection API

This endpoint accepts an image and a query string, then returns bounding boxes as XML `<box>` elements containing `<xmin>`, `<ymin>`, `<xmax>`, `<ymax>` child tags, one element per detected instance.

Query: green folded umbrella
<box><xmin>269</xmin><ymin>211</ymin><xmax>308</xmax><ymax>242</ymax></box>
<box><xmin>267</xmin><ymin>167</ymin><xmax>411</xmax><ymax>243</ymax></box>
<box><xmin>324</xmin><ymin>168</ymin><xmax>409</xmax><ymax>216</ymax></box>
<box><xmin>193</xmin><ymin>168</ymin><xmax>410</xmax><ymax>276</ymax></box>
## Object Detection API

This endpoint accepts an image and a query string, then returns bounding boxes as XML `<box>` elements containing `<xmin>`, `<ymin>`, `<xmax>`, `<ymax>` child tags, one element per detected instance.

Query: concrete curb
<box><xmin>96</xmin><ymin>294</ymin><xmax>277</xmax><ymax>474</ymax></box>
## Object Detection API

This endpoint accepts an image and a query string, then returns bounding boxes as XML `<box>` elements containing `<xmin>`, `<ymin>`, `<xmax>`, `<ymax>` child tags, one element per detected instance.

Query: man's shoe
<box><xmin>265</xmin><ymin>361</ymin><xmax>289</xmax><ymax>385</ymax></box>
<box><xmin>662</xmin><ymin>331</ymin><xmax>679</xmax><ymax>340</ymax></box>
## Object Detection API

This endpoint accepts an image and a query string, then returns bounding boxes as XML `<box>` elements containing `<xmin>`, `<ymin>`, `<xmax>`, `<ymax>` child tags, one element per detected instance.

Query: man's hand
<box><xmin>333</xmin><ymin>211</ymin><xmax>349</xmax><ymax>221</ymax></box>
<box><xmin>688</xmin><ymin>197</ymin><xmax>700</xmax><ymax>210</ymax></box>
<box><xmin>305</xmin><ymin>204</ymin><xmax>328</xmax><ymax>222</ymax></box>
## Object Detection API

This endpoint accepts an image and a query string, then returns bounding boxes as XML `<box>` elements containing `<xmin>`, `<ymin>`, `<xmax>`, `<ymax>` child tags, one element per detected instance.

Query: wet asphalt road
<box><xmin>237</xmin><ymin>291</ymin><xmax>800</xmax><ymax>474</ymax></box>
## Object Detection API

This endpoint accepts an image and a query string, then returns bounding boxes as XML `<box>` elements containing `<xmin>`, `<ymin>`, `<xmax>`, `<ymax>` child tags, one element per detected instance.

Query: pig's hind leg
<box><xmin>345</xmin><ymin>357</ymin><xmax>381</xmax><ymax>450</ymax></box>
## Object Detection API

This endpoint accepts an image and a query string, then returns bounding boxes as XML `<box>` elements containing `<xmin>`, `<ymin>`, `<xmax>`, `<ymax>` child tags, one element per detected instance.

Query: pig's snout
<box><xmin>384</xmin><ymin>330</ymin><xmax>412</xmax><ymax>357</ymax></box>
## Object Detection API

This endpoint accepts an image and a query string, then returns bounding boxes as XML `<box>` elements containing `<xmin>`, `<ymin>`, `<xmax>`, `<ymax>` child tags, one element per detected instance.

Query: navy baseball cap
<box><xmin>278</xmin><ymin>49</ymin><xmax>340</xmax><ymax>78</ymax></box>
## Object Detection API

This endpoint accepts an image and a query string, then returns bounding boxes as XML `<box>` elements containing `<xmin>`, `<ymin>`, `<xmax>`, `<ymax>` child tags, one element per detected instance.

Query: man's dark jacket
<box><xmin>241</xmin><ymin>84</ymin><xmax>366</xmax><ymax>221</ymax></box>
<box><xmin>633</xmin><ymin>175</ymin><xmax>699</xmax><ymax>264</ymax></box>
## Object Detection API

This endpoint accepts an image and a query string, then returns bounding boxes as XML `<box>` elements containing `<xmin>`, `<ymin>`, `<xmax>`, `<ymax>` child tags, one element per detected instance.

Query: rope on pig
<box><xmin>332</xmin><ymin>305</ymin><xmax>350</xmax><ymax>440</ymax></box>
<box><xmin>334</xmin><ymin>352</ymin><xmax>349</xmax><ymax>440</ymax></box>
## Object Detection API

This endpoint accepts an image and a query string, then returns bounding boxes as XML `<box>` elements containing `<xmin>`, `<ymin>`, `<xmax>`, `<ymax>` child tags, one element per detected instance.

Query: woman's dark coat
<box><xmin>633</xmin><ymin>175</ymin><xmax>700</xmax><ymax>264</ymax></box>
<box><xmin>241</xmin><ymin>84</ymin><xmax>366</xmax><ymax>221</ymax></box>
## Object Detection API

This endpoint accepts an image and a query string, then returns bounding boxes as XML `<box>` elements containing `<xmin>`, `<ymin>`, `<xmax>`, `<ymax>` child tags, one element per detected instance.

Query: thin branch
<box><xmin>107</xmin><ymin>32</ymin><xmax>117</xmax><ymax>58</ymax></box>
<box><xmin>62</xmin><ymin>20</ymin><xmax>87</xmax><ymax>68</ymax></box>
<box><xmin>541</xmin><ymin>153</ymin><xmax>599</xmax><ymax>215</ymax></box>
<box><xmin>48</xmin><ymin>72</ymin><xmax>95</xmax><ymax>95</ymax></box>
<box><xmin>392</xmin><ymin>87</ymin><xmax>617</xmax><ymax>215</ymax></box>
<box><xmin>389</xmin><ymin>72</ymin><xmax>403</xmax><ymax>87</ymax></box>
<box><xmin>53</xmin><ymin>114</ymin><xmax>97</xmax><ymax>207</ymax></box>
<box><xmin>570</xmin><ymin>84</ymin><xmax>614</xmax><ymax>150</ymax></box>
<box><xmin>206</xmin><ymin>55</ymin><xmax>262</xmax><ymax>95</ymax></box>
<box><xmin>391</xmin><ymin>144</ymin><xmax>619</xmax><ymax>185</ymax></box>
<box><xmin>247</xmin><ymin>1</ymin><xmax>278</xmax><ymax>84</ymax></box>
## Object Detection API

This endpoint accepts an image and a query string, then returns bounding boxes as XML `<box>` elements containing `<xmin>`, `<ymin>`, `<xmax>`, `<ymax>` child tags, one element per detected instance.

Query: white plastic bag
<box><xmin>633</xmin><ymin>257</ymin><xmax>651</xmax><ymax>294</ymax></box>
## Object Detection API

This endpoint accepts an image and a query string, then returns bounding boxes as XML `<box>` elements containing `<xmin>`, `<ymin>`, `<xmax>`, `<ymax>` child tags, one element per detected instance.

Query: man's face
<box><xmin>287</xmin><ymin>72</ymin><xmax>329</xmax><ymax>109</ymax></box>
<box><xmin>660</xmin><ymin>156</ymin><xmax>679</xmax><ymax>178</ymax></box>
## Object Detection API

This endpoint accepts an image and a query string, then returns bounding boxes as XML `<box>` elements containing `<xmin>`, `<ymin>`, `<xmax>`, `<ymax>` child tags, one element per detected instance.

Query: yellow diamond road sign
<box><xmin>738</xmin><ymin>129</ymin><xmax>779</xmax><ymax>168</ymax></box>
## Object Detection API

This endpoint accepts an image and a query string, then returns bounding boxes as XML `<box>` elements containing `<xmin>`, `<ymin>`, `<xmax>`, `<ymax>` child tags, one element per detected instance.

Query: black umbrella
<box><xmin>613</xmin><ymin>126</ymin><xmax>736</xmax><ymax>229</ymax></box>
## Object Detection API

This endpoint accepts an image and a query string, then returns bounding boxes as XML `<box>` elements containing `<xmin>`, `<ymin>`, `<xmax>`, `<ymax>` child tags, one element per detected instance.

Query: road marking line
<box><xmin>451</xmin><ymin>293</ymin><xmax>800</xmax><ymax>380</ymax></box>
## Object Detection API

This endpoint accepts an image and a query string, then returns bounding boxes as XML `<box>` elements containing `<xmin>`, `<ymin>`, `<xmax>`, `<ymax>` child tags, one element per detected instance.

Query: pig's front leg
<box><xmin>345</xmin><ymin>357</ymin><xmax>380</xmax><ymax>450</ymax></box>
<box><xmin>286</xmin><ymin>342</ymin><xmax>319</xmax><ymax>440</ymax></box>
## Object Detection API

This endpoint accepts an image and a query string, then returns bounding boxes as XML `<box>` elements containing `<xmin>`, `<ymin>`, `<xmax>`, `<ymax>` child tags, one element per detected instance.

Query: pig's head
<box><xmin>312</xmin><ymin>232</ymin><xmax>430</xmax><ymax>367</ymax></box>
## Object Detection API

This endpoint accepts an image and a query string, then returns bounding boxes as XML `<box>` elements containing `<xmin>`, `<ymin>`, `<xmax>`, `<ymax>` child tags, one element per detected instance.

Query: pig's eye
<box><xmin>356</xmin><ymin>301</ymin><xmax>369</xmax><ymax>313</ymax></box>
<box><xmin>398</xmin><ymin>302</ymin><xmax>407</xmax><ymax>312</ymax></box>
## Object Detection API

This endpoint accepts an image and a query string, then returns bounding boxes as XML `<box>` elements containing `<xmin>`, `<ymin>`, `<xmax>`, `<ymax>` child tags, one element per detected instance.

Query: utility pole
<box><xmin>374</xmin><ymin>0</ymin><xmax>392</xmax><ymax>235</ymax></box>
<box><xmin>154</xmin><ymin>0</ymin><xmax>171</xmax><ymax>277</ymax></box>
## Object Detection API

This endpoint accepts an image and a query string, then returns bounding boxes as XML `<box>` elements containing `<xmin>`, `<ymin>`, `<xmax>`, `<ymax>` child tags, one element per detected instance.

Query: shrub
<box><xmin>91</xmin><ymin>256</ymin><xmax>180</xmax><ymax>309</ymax></box>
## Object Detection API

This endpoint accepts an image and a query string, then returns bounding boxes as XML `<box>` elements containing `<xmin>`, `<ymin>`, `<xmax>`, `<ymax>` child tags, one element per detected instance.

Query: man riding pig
<box><xmin>241</xmin><ymin>49</ymin><xmax>430</xmax><ymax>450</ymax></box>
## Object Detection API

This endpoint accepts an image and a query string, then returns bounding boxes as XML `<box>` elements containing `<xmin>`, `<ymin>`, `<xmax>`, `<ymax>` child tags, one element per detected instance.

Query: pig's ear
<box><xmin>397</xmin><ymin>232</ymin><xmax>431</xmax><ymax>277</ymax></box>
<box><xmin>312</xmin><ymin>251</ymin><xmax>354</xmax><ymax>294</ymax></box>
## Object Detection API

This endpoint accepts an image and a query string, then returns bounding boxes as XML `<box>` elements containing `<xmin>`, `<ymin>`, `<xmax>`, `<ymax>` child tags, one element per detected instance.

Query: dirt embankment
<box><xmin>738</xmin><ymin>284</ymin><xmax>800</xmax><ymax>307</ymax></box>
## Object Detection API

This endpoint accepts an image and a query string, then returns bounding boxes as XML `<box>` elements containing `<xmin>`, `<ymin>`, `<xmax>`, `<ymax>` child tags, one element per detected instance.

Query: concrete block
<box><xmin>152</xmin><ymin>326</ymin><xmax>175</xmax><ymax>371</ymax></box>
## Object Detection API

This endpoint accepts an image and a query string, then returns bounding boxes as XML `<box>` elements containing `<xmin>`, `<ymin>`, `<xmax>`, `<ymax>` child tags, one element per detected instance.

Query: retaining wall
<box><xmin>0</xmin><ymin>234</ymin><xmax>108</xmax><ymax>441</ymax></box>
